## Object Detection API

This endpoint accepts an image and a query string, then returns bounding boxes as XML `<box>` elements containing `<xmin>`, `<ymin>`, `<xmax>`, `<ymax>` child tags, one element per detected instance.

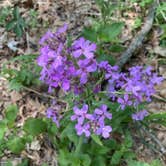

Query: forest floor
<box><xmin>0</xmin><ymin>0</ymin><xmax>166</xmax><ymax>165</ymax></box>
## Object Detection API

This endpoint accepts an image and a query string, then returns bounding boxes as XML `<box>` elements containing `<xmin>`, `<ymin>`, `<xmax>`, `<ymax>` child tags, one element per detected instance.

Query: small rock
<box><xmin>30</xmin><ymin>140</ymin><xmax>41</xmax><ymax>151</ymax></box>
<box><xmin>160</xmin><ymin>89</ymin><xmax>166</xmax><ymax>98</ymax></box>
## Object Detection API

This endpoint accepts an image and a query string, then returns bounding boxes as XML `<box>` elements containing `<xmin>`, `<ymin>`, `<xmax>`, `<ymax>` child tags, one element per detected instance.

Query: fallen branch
<box><xmin>116</xmin><ymin>1</ymin><xmax>157</xmax><ymax>68</ymax></box>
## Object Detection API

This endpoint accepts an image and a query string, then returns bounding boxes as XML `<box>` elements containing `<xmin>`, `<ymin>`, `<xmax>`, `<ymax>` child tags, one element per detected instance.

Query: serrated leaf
<box><xmin>7</xmin><ymin>137</ymin><xmax>25</xmax><ymax>154</ymax></box>
<box><xmin>9</xmin><ymin>79</ymin><xmax>23</xmax><ymax>91</ymax></box>
<box><xmin>111</xmin><ymin>150</ymin><xmax>123</xmax><ymax>165</ymax></box>
<box><xmin>58</xmin><ymin>149</ymin><xmax>72</xmax><ymax>166</ymax></box>
<box><xmin>150</xmin><ymin>159</ymin><xmax>163</xmax><ymax>166</ymax></box>
<box><xmin>23</xmin><ymin>118</ymin><xmax>47</xmax><ymax>136</ymax></box>
<box><xmin>99</xmin><ymin>22</ymin><xmax>124</xmax><ymax>42</ymax></box>
<box><xmin>0</xmin><ymin>120</ymin><xmax>7</xmax><ymax>140</ymax></box>
<box><xmin>13</xmin><ymin>6</ymin><xmax>20</xmax><ymax>20</ymax></box>
<box><xmin>4</xmin><ymin>161</ymin><xmax>13</xmax><ymax>166</ymax></box>
<box><xmin>79</xmin><ymin>154</ymin><xmax>91</xmax><ymax>166</ymax></box>
<box><xmin>90</xmin><ymin>141</ymin><xmax>109</xmax><ymax>155</ymax></box>
<box><xmin>92</xmin><ymin>156</ymin><xmax>106</xmax><ymax>166</ymax></box>
<box><xmin>6</xmin><ymin>20</ymin><xmax>16</xmax><ymax>30</ymax></box>
<box><xmin>61</xmin><ymin>123</ymin><xmax>78</xmax><ymax>145</ymax></box>
<box><xmin>96</xmin><ymin>53</ymin><xmax>116</xmax><ymax>65</ymax></box>
<box><xmin>91</xmin><ymin>134</ymin><xmax>103</xmax><ymax>146</ymax></box>
<box><xmin>128</xmin><ymin>160</ymin><xmax>150</xmax><ymax>166</ymax></box>
<box><xmin>19</xmin><ymin>17</ymin><xmax>26</xmax><ymax>27</ymax></box>
<box><xmin>82</xmin><ymin>27</ymin><xmax>98</xmax><ymax>42</ymax></box>
<box><xmin>14</xmin><ymin>24</ymin><xmax>23</xmax><ymax>37</ymax></box>
<box><xmin>110</xmin><ymin>44</ymin><xmax>125</xmax><ymax>53</ymax></box>
<box><xmin>5</xmin><ymin>105</ymin><xmax>18</xmax><ymax>126</ymax></box>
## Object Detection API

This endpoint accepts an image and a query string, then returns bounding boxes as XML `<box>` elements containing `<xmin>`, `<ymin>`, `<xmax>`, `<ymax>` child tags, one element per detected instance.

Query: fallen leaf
<box><xmin>154</xmin><ymin>46</ymin><xmax>166</xmax><ymax>57</ymax></box>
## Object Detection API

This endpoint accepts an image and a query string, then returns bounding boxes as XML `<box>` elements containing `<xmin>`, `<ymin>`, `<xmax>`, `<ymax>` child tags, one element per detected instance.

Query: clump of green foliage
<box><xmin>6</xmin><ymin>7</ymin><xmax>26</xmax><ymax>37</ymax></box>
<box><xmin>1</xmin><ymin>54</ymin><xmax>41</xmax><ymax>91</ymax></box>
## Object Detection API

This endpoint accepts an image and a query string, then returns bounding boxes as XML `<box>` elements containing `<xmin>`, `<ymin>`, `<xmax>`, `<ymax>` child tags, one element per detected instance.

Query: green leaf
<box><xmin>128</xmin><ymin>160</ymin><xmax>150</xmax><ymax>166</ymax></box>
<box><xmin>58</xmin><ymin>149</ymin><xmax>72</xmax><ymax>166</ymax></box>
<box><xmin>19</xmin><ymin>17</ymin><xmax>26</xmax><ymax>28</ymax></box>
<box><xmin>124</xmin><ymin>131</ymin><xmax>133</xmax><ymax>148</ymax></box>
<box><xmin>82</xmin><ymin>27</ymin><xmax>98</xmax><ymax>42</ymax></box>
<box><xmin>99</xmin><ymin>54</ymin><xmax>116</xmax><ymax>65</ymax></box>
<box><xmin>6</xmin><ymin>20</ymin><xmax>16</xmax><ymax>30</ymax></box>
<box><xmin>5</xmin><ymin>105</ymin><xmax>18</xmax><ymax>126</ymax></box>
<box><xmin>111</xmin><ymin>150</ymin><xmax>123</xmax><ymax>165</ymax></box>
<box><xmin>9</xmin><ymin>79</ymin><xmax>23</xmax><ymax>91</ymax></box>
<box><xmin>7</xmin><ymin>137</ymin><xmax>25</xmax><ymax>154</ymax></box>
<box><xmin>99</xmin><ymin>22</ymin><xmax>124</xmax><ymax>42</ymax></box>
<box><xmin>91</xmin><ymin>134</ymin><xmax>103</xmax><ymax>146</ymax></box>
<box><xmin>46</xmin><ymin>119</ymin><xmax>58</xmax><ymax>135</ymax></box>
<box><xmin>61</xmin><ymin>123</ymin><xmax>78</xmax><ymax>145</ymax></box>
<box><xmin>92</xmin><ymin>156</ymin><xmax>106</xmax><ymax>166</ymax></box>
<box><xmin>14</xmin><ymin>24</ymin><xmax>23</xmax><ymax>37</ymax></box>
<box><xmin>110</xmin><ymin>44</ymin><xmax>125</xmax><ymax>53</ymax></box>
<box><xmin>133</xmin><ymin>17</ymin><xmax>142</xmax><ymax>29</ymax></box>
<box><xmin>89</xmin><ymin>141</ymin><xmax>109</xmax><ymax>155</ymax></box>
<box><xmin>13</xmin><ymin>6</ymin><xmax>20</xmax><ymax>20</ymax></box>
<box><xmin>150</xmin><ymin>159</ymin><xmax>163</xmax><ymax>166</ymax></box>
<box><xmin>4</xmin><ymin>161</ymin><xmax>13</xmax><ymax>166</ymax></box>
<box><xmin>17</xmin><ymin>159</ymin><xmax>29</xmax><ymax>166</ymax></box>
<box><xmin>41</xmin><ymin>164</ymin><xmax>49</xmax><ymax>166</ymax></box>
<box><xmin>80</xmin><ymin>154</ymin><xmax>91</xmax><ymax>166</ymax></box>
<box><xmin>0</xmin><ymin>120</ymin><xmax>7</xmax><ymax>140</ymax></box>
<box><xmin>146</xmin><ymin>112</ymin><xmax>166</xmax><ymax>120</ymax></box>
<box><xmin>23</xmin><ymin>118</ymin><xmax>47</xmax><ymax>136</ymax></box>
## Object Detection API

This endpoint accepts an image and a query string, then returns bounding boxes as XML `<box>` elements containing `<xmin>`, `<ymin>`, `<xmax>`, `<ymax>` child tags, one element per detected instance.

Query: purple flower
<box><xmin>117</xmin><ymin>94</ymin><xmax>132</xmax><ymax>110</ymax></box>
<box><xmin>96</xmin><ymin>124</ymin><xmax>112</xmax><ymax>138</ymax></box>
<box><xmin>75</xmin><ymin>123</ymin><xmax>91</xmax><ymax>137</ymax></box>
<box><xmin>132</xmin><ymin>110</ymin><xmax>148</xmax><ymax>121</ymax></box>
<box><xmin>94</xmin><ymin>104</ymin><xmax>112</xmax><ymax>120</ymax></box>
<box><xmin>46</xmin><ymin>108</ymin><xmax>60</xmax><ymax>127</ymax></box>
<box><xmin>61</xmin><ymin>79</ymin><xmax>70</xmax><ymax>91</ymax></box>
<box><xmin>144</xmin><ymin>66</ymin><xmax>152</xmax><ymax>75</ymax></box>
<box><xmin>71</xmin><ymin>104</ymin><xmax>93</xmax><ymax>124</ymax></box>
<box><xmin>56</xmin><ymin>24</ymin><xmax>68</xmax><ymax>35</ymax></box>
<box><xmin>39</xmin><ymin>30</ymin><xmax>54</xmax><ymax>45</ymax></box>
<box><xmin>93</xmin><ymin>84</ymin><xmax>101</xmax><ymax>94</ymax></box>
<box><xmin>151</xmin><ymin>74</ymin><xmax>164</xmax><ymax>85</ymax></box>
<box><xmin>72</xmin><ymin>37</ymin><xmax>96</xmax><ymax>59</ymax></box>
<box><xmin>74</xmin><ymin>85</ymin><xmax>84</xmax><ymax>95</ymax></box>
<box><xmin>125</xmin><ymin>80</ymin><xmax>141</xmax><ymax>96</ymax></box>
<box><xmin>76</xmin><ymin>59</ymin><xmax>97</xmax><ymax>84</ymax></box>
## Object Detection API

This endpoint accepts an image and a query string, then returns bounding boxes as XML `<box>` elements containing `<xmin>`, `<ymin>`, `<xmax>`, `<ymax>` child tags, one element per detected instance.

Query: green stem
<box><xmin>75</xmin><ymin>136</ymin><xmax>84</xmax><ymax>153</ymax></box>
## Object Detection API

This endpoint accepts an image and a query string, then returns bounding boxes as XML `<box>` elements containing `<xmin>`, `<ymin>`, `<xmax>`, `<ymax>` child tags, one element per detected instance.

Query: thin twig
<box><xmin>141</xmin><ymin>126</ymin><xmax>166</xmax><ymax>154</ymax></box>
<box><xmin>26</xmin><ymin>32</ymin><xmax>30</xmax><ymax>54</ymax></box>
<box><xmin>116</xmin><ymin>1</ymin><xmax>157</xmax><ymax>68</ymax></box>
<box><xmin>22</xmin><ymin>86</ymin><xmax>66</xmax><ymax>104</ymax></box>
<box><xmin>152</xmin><ymin>94</ymin><xmax>166</xmax><ymax>103</ymax></box>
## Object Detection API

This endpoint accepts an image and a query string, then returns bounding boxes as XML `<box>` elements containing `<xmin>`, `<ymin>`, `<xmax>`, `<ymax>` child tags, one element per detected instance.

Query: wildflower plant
<box><xmin>37</xmin><ymin>24</ymin><xmax>163</xmax><ymax>165</ymax></box>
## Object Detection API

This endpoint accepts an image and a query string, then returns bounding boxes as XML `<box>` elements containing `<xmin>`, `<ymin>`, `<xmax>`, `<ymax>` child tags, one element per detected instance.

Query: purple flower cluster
<box><xmin>37</xmin><ymin>25</ymin><xmax>164</xmax><ymax>138</ymax></box>
<box><xmin>71</xmin><ymin>104</ymin><xmax>112</xmax><ymax>138</ymax></box>
<box><xmin>105</xmin><ymin>66</ymin><xmax>163</xmax><ymax>120</ymax></box>
<box><xmin>100</xmin><ymin>65</ymin><xmax>163</xmax><ymax>120</ymax></box>
<box><xmin>37</xmin><ymin>24</ymin><xmax>98</xmax><ymax>92</ymax></box>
